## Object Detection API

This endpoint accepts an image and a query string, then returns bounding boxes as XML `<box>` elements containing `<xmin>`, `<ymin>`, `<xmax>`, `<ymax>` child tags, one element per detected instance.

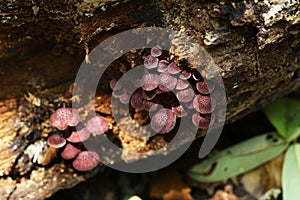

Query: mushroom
<box><xmin>158</xmin><ymin>73</ymin><xmax>177</xmax><ymax>92</ymax></box>
<box><xmin>193</xmin><ymin>94</ymin><xmax>216</xmax><ymax>114</ymax></box>
<box><xmin>47</xmin><ymin>134</ymin><xmax>66</xmax><ymax>148</ymax></box>
<box><xmin>179</xmin><ymin>70</ymin><xmax>192</xmax><ymax>80</ymax></box>
<box><xmin>151</xmin><ymin>46</ymin><xmax>162</xmax><ymax>57</ymax></box>
<box><xmin>172</xmin><ymin>105</ymin><xmax>188</xmax><ymax>117</ymax></box>
<box><xmin>50</xmin><ymin>108</ymin><xmax>80</xmax><ymax>130</ymax></box>
<box><xmin>192</xmin><ymin>113</ymin><xmax>214</xmax><ymax>129</ymax></box>
<box><xmin>167</xmin><ymin>62</ymin><xmax>181</xmax><ymax>74</ymax></box>
<box><xmin>66</xmin><ymin>127</ymin><xmax>91</xmax><ymax>143</ymax></box>
<box><xmin>144</xmin><ymin>55</ymin><xmax>159</xmax><ymax>69</ymax></box>
<box><xmin>196</xmin><ymin>80</ymin><xmax>215</xmax><ymax>94</ymax></box>
<box><xmin>130</xmin><ymin>90</ymin><xmax>144</xmax><ymax>110</ymax></box>
<box><xmin>151</xmin><ymin>108</ymin><xmax>176</xmax><ymax>134</ymax></box>
<box><xmin>176</xmin><ymin>88</ymin><xmax>195</xmax><ymax>103</ymax></box>
<box><xmin>86</xmin><ymin>116</ymin><xmax>109</xmax><ymax>136</ymax></box>
<box><xmin>176</xmin><ymin>79</ymin><xmax>190</xmax><ymax>90</ymax></box>
<box><xmin>72</xmin><ymin>151</ymin><xmax>100</xmax><ymax>171</ymax></box>
<box><xmin>140</xmin><ymin>73</ymin><xmax>159</xmax><ymax>91</ymax></box>
<box><xmin>157</xmin><ymin>60</ymin><xmax>169</xmax><ymax>72</ymax></box>
<box><xmin>61</xmin><ymin>143</ymin><xmax>81</xmax><ymax>160</ymax></box>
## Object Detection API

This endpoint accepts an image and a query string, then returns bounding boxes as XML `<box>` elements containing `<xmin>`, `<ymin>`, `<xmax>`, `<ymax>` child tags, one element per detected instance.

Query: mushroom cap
<box><xmin>196</xmin><ymin>80</ymin><xmax>215</xmax><ymax>94</ymax></box>
<box><xmin>151</xmin><ymin>46</ymin><xmax>163</xmax><ymax>57</ymax></box>
<box><xmin>140</xmin><ymin>73</ymin><xmax>159</xmax><ymax>91</ymax></box>
<box><xmin>110</xmin><ymin>79</ymin><xmax>122</xmax><ymax>91</ymax></box>
<box><xmin>192</xmin><ymin>113</ymin><xmax>214</xmax><ymax>129</ymax></box>
<box><xmin>157</xmin><ymin>60</ymin><xmax>169</xmax><ymax>72</ymax></box>
<box><xmin>175</xmin><ymin>79</ymin><xmax>189</xmax><ymax>90</ymax></box>
<box><xmin>144</xmin><ymin>55</ymin><xmax>159</xmax><ymax>69</ymax></box>
<box><xmin>61</xmin><ymin>143</ymin><xmax>81</xmax><ymax>160</ymax></box>
<box><xmin>66</xmin><ymin>128</ymin><xmax>91</xmax><ymax>143</ymax></box>
<box><xmin>151</xmin><ymin>108</ymin><xmax>176</xmax><ymax>134</ymax></box>
<box><xmin>167</xmin><ymin>62</ymin><xmax>181</xmax><ymax>74</ymax></box>
<box><xmin>72</xmin><ymin>151</ymin><xmax>100</xmax><ymax>171</ymax></box>
<box><xmin>179</xmin><ymin>70</ymin><xmax>191</xmax><ymax>80</ymax></box>
<box><xmin>130</xmin><ymin>90</ymin><xmax>144</xmax><ymax>110</ymax></box>
<box><xmin>193</xmin><ymin>94</ymin><xmax>216</xmax><ymax>114</ymax></box>
<box><xmin>50</xmin><ymin>108</ymin><xmax>80</xmax><ymax>130</ymax></box>
<box><xmin>158</xmin><ymin>73</ymin><xmax>177</xmax><ymax>92</ymax></box>
<box><xmin>143</xmin><ymin>101</ymin><xmax>158</xmax><ymax>112</ymax></box>
<box><xmin>176</xmin><ymin>88</ymin><xmax>195</xmax><ymax>103</ymax></box>
<box><xmin>47</xmin><ymin>134</ymin><xmax>66</xmax><ymax>148</ymax></box>
<box><xmin>86</xmin><ymin>116</ymin><xmax>109</xmax><ymax>135</ymax></box>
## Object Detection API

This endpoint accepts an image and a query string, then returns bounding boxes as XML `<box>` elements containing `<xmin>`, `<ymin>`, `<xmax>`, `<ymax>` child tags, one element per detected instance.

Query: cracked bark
<box><xmin>0</xmin><ymin>0</ymin><xmax>300</xmax><ymax>199</ymax></box>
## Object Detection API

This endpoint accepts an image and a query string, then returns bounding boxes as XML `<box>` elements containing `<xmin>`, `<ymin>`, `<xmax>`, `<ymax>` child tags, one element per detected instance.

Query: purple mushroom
<box><xmin>151</xmin><ymin>108</ymin><xmax>176</xmax><ymax>134</ymax></box>
<box><xmin>66</xmin><ymin>127</ymin><xmax>91</xmax><ymax>143</ymax></box>
<box><xmin>151</xmin><ymin>46</ymin><xmax>163</xmax><ymax>57</ymax></box>
<box><xmin>72</xmin><ymin>151</ymin><xmax>100</xmax><ymax>171</ymax></box>
<box><xmin>86</xmin><ymin>116</ymin><xmax>109</xmax><ymax>136</ymax></box>
<box><xmin>144</xmin><ymin>55</ymin><xmax>159</xmax><ymax>69</ymax></box>
<box><xmin>47</xmin><ymin>134</ymin><xmax>66</xmax><ymax>148</ymax></box>
<box><xmin>176</xmin><ymin>88</ymin><xmax>195</xmax><ymax>103</ymax></box>
<box><xmin>61</xmin><ymin>143</ymin><xmax>81</xmax><ymax>160</ymax></box>
<box><xmin>50</xmin><ymin>108</ymin><xmax>80</xmax><ymax>131</ymax></box>
<box><xmin>193</xmin><ymin>94</ymin><xmax>216</xmax><ymax>114</ymax></box>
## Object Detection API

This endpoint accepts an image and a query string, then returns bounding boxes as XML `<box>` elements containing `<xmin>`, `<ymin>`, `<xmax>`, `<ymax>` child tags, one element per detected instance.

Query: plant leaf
<box><xmin>264</xmin><ymin>97</ymin><xmax>300</xmax><ymax>141</ymax></box>
<box><xmin>282</xmin><ymin>144</ymin><xmax>300</xmax><ymax>200</ymax></box>
<box><xmin>189</xmin><ymin>132</ymin><xmax>289</xmax><ymax>183</ymax></box>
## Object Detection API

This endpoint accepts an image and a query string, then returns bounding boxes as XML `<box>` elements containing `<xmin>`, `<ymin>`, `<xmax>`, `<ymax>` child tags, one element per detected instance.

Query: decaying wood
<box><xmin>0</xmin><ymin>0</ymin><xmax>300</xmax><ymax>199</ymax></box>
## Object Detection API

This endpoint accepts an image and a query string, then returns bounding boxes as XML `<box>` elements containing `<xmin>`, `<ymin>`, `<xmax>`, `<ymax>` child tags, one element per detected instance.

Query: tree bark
<box><xmin>0</xmin><ymin>0</ymin><xmax>300</xmax><ymax>199</ymax></box>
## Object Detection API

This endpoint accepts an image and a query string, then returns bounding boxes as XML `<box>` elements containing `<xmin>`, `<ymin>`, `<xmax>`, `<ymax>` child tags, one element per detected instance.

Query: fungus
<box><xmin>130</xmin><ymin>90</ymin><xmax>144</xmax><ymax>110</ymax></box>
<box><xmin>144</xmin><ymin>55</ymin><xmax>159</xmax><ymax>69</ymax></box>
<box><xmin>151</xmin><ymin>108</ymin><xmax>176</xmax><ymax>134</ymax></box>
<box><xmin>86</xmin><ymin>116</ymin><xmax>109</xmax><ymax>136</ymax></box>
<box><xmin>193</xmin><ymin>94</ymin><xmax>216</xmax><ymax>114</ymax></box>
<box><xmin>179</xmin><ymin>70</ymin><xmax>191</xmax><ymax>80</ymax></box>
<box><xmin>176</xmin><ymin>88</ymin><xmax>195</xmax><ymax>103</ymax></box>
<box><xmin>140</xmin><ymin>73</ymin><xmax>159</xmax><ymax>91</ymax></box>
<box><xmin>151</xmin><ymin>46</ymin><xmax>162</xmax><ymax>57</ymax></box>
<box><xmin>176</xmin><ymin>79</ymin><xmax>189</xmax><ymax>90</ymax></box>
<box><xmin>158</xmin><ymin>73</ymin><xmax>177</xmax><ymax>92</ymax></box>
<box><xmin>196</xmin><ymin>80</ymin><xmax>215</xmax><ymax>94</ymax></box>
<box><xmin>157</xmin><ymin>60</ymin><xmax>169</xmax><ymax>72</ymax></box>
<box><xmin>50</xmin><ymin>108</ymin><xmax>80</xmax><ymax>130</ymax></box>
<box><xmin>61</xmin><ymin>143</ymin><xmax>81</xmax><ymax>160</ymax></box>
<box><xmin>192</xmin><ymin>113</ymin><xmax>213</xmax><ymax>129</ymax></box>
<box><xmin>66</xmin><ymin>128</ymin><xmax>91</xmax><ymax>143</ymax></box>
<box><xmin>167</xmin><ymin>62</ymin><xmax>181</xmax><ymax>74</ymax></box>
<box><xmin>72</xmin><ymin>151</ymin><xmax>100</xmax><ymax>171</ymax></box>
<box><xmin>47</xmin><ymin>134</ymin><xmax>66</xmax><ymax>148</ymax></box>
<box><xmin>110</xmin><ymin>79</ymin><xmax>122</xmax><ymax>91</ymax></box>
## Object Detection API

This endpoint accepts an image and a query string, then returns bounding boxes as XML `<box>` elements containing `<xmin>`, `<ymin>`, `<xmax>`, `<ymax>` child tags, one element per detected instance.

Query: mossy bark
<box><xmin>0</xmin><ymin>0</ymin><xmax>299</xmax><ymax>199</ymax></box>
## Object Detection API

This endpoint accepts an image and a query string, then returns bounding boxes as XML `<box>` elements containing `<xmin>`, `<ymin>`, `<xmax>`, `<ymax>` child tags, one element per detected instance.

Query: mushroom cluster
<box><xmin>48</xmin><ymin>108</ymin><xmax>108</xmax><ymax>171</ymax></box>
<box><xmin>111</xmin><ymin>46</ymin><xmax>225</xmax><ymax>134</ymax></box>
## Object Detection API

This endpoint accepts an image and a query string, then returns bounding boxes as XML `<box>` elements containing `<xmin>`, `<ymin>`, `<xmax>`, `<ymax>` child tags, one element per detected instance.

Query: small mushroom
<box><xmin>172</xmin><ymin>105</ymin><xmax>188</xmax><ymax>117</ymax></box>
<box><xmin>61</xmin><ymin>143</ymin><xmax>81</xmax><ymax>160</ymax></box>
<box><xmin>158</xmin><ymin>73</ymin><xmax>177</xmax><ymax>92</ymax></box>
<box><xmin>47</xmin><ymin>134</ymin><xmax>66</xmax><ymax>148</ymax></box>
<box><xmin>196</xmin><ymin>80</ymin><xmax>215</xmax><ymax>94</ymax></box>
<box><xmin>167</xmin><ymin>62</ymin><xmax>181</xmax><ymax>74</ymax></box>
<box><xmin>143</xmin><ymin>101</ymin><xmax>158</xmax><ymax>112</ymax></box>
<box><xmin>151</xmin><ymin>46</ymin><xmax>162</xmax><ymax>57</ymax></box>
<box><xmin>176</xmin><ymin>79</ymin><xmax>190</xmax><ymax>90</ymax></box>
<box><xmin>110</xmin><ymin>79</ymin><xmax>122</xmax><ymax>91</ymax></box>
<box><xmin>72</xmin><ymin>151</ymin><xmax>100</xmax><ymax>171</ymax></box>
<box><xmin>151</xmin><ymin>108</ymin><xmax>176</xmax><ymax>134</ymax></box>
<box><xmin>192</xmin><ymin>113</ymin><xmax>214</xmax><ymax>129</ymax></box>
<box><xmin>176</xmin><ymin>88</ymin><xmax>195</xmax><ymax>103</ymax></box>
<box><xmin>86</xmin><ymin>116</ymin><xmax>109</xmax><ymax>136</ymax></box>
<box><xmin>144</xmin><ymin>55</ymin><xmax>159</xmax><ymax>69</ymax></box>
<box><xmin>157</xmin><ymin>60</ymin><xmax>169</xmax><ymax>72</ymax></box>
<box><xmin>179</xmin><ymin>70</ymin><xmax>192</xmax><ymax>80</ymax></box>
<box><xmin>193</xmin><ymin>94</ymin><xmax>216</xmax><ymax>114</ymax></box>
<box><xmin>50</xmin><ymin>108</ymin><xmax>80</xmax><ymax>130</ymax></box>
<box><xmin>66</xmin><ymin>127</ymin><xmax>91</xmax><ymax>143</ymax></box>
<box><xmin>140</xmin><ymin>73</ymin><xmax>159</xmax><ymax>91</ymax></box>
<box><xmin>130</xmin><ymin>90</ymin><xmax>144</xmax><ymax>110</ymax></box>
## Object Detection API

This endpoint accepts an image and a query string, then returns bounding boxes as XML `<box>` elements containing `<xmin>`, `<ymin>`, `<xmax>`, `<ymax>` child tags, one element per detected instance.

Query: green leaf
<box><xmin>189</xmin><ymin>132</ymin><xmax>289</xmax><ymax>183</ymax></box>
<box><xmin>264</xmin><ymin>97</ymin><xmax>300</xmax><ymax>141</ymax></box>
<box><xmin>282</xmin><ymin>144</ymin><xmax>300</xmax><ymax>200</ymax></box>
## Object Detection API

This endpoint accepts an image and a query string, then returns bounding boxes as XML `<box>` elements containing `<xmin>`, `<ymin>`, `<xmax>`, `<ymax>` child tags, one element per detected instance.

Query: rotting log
<box><xmin>0</xmin><ymin>0</ymin><xmax>300</xmax><ymax>199</ymax></box>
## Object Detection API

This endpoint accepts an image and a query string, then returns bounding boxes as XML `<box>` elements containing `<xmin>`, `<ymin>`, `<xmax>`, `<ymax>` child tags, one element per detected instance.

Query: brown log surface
<box><xmin>0</xmin><ymin>0</ymin><xmax>300</xmax><ymax>199</ymax></box>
